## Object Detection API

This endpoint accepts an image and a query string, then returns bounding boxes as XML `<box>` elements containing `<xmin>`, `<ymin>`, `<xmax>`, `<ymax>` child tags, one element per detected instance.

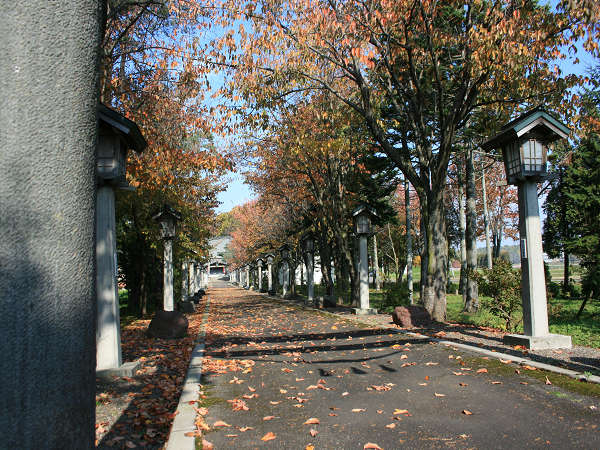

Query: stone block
<box><xmin>503</xmin><ymin>333</ymin><xmax>572</xmax><ymax>350</ymax></box>
<box><xmin>353</xmin><ymin>307</ymin><xmax>378</xmax><ymax>315</ymax></box>
<box><xmin>147</xmin><ymin>310</ymin><xmax>189</xmax><ymax>339</ymax></box>
<box><xmin>96</xmin><ymin>360</ymin><xmax>142</xmax><ymax>380</ymax></box>
<box><xmin>391</xmin><ymin>305</ymin><xmax>431</xmax><ymax>328</ymax></box>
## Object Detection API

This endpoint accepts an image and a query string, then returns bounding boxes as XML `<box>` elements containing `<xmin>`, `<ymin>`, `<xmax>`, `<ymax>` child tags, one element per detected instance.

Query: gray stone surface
<box><xmin>353</xmin><ymin>307</ymin><xmax>378</xmax><ymax>315</ymax></box>
<box><xmin>504</xmin><ymin>333</ymin><xmax>572</xmax><ymax>350</ymax></box>
<box><xmin>0</xmin><ymin>2</ymin><xmax>101</xmax><ymax>447</ymax></box>
<box><xmin>96</xmin><ymin>360</ymin><xmax>142</xmax><ymax>380</ymax></box>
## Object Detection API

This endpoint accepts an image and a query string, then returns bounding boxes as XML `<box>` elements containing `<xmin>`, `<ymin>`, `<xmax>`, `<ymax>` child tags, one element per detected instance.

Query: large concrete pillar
<box><xmin>282</xmin><ymin>261</ymin><xmax>290</xmax><ymax>297</ymax></box>
<box><xmin>0</xmin><ymin>2</ymin><xmax>101</xmax><ymax>447</ymax></box>
<box><xmin>258</xmin><ymin>265</ymin><xmax>263</xmax><ymax>291</ymax></box>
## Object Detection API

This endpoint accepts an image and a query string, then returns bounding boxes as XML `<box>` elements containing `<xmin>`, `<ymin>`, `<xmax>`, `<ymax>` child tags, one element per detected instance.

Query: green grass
<box><xmin>444</xmin><ymin>292</ymin><xmax>600</xmax><ymax>348</ymax></box>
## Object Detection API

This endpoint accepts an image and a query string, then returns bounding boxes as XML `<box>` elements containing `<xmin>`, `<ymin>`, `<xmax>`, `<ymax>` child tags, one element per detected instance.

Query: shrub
<box><xmin>472</xmin><ymin>259</ymin><xmax>522</xmax><ymax>332</ymax></box>
<box><xmin>381</xmin><ymin>281</ymin><xmax>411</xmax><ymax>312</ymax></box>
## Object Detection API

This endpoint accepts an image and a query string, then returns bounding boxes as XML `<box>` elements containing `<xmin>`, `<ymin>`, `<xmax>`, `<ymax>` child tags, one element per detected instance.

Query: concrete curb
<box><xmin>255</xmin><ymin>289</ymin><xmax>600</xmax><ymax>385</ymax></box>
<box><xmin>166</xmin><ymin>297</ymin><xmax>211</xmax><ymax>450</ymax></box>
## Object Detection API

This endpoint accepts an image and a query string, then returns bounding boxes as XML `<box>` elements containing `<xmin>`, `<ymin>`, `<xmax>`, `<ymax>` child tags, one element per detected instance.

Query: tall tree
<box><xmin>206</xmin><ymin>0</ymin><xmax>593</xmax><ymax>320</ymax></box>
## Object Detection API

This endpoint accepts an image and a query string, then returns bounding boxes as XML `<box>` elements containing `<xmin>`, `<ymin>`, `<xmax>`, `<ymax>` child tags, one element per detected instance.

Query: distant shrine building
<box><xmin>208</xmin><ymin>236</ymin><xmax>231</xmax><ymax>276</ymax></box>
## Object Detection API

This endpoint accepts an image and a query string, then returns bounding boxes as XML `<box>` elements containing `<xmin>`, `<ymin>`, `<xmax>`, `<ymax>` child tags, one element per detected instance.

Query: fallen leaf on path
<box><xmin>248</xmin><ymin>386</ymin><xmax>256</xmax><ymax>392</ymax></box>
<box><xmin>459</xmin><ymin>382</ymin><xmax>468</xmax><ymax>387</ymax></box>
<box><xmin>462</xmin><ymin>410</ymin><xmax>473</xmax><ymax>415</ymax></box>
<box><xmin>434</xmin><ymin>393</ymin><xmax>446</xmax><ymax>397</ymax></box>
<box><xmin>310</xmin><ymin>428</ymin><xmax>318</xmax><ymax>437</ymax></box>
<box><xmin>425</xmin><ymin>362</ymin><xmax>439</xmax><ymax>366</ymax></box>
<box><xmin>342</xmin><ymin>391</ymin><xmax>349</xmax><ymax>396</ymax></box>
<box><xmin>263</xmin><ymin>416</ymin><xmax>275</xmax><ymax>421</ymax></box>
<box><xmin>452</xmin><ymin>371</ymin><xmax>464</xmax><ymax>376</ymax></box>
<box><xmin>270</xmin><ymin>401</ymin><xmax>280</xmax><ymax>405</ymax></box>
<box><xmin>213</xmin><ymin>420</ymin><xmax>231</xmax><ymax>427</ymax></box>
<box><xmin>304</xmin><ymin>418</ymin><xmax>320</xmax><ymax>425</ymax></box>
<box><xmin>500</xmin><ymin>359</ymin><xmax>512</xmax><ymax>364</ymax></box>
<box><xmin>202</xmin><ymin>439</ymin><xmax>214</xmax><ymax>450</ymax></box>
<box><xmin>545</xmin><ymin>376</ymin><xmax>552</xmax><ymax>385</ymax></box>
<box><xmin>491</xmin><ymin>381</ymin><xmax>502</xmax><ymax>385</ymax></box>
<box><xmin>225</xmin><ymin>434</ymin><xmax>238</xmax><ymax>437</ymax></box>
<box><xmin>364</xmin><ymin>443</ymin><xmax>383</xmax><ymax>449</ymax></box>
<box><xmin>184</xmin><ymin>431</ymin><xmax>200</xmax><ymax>437</ymax></box>
<box><xmin>261</xmin><ymin>432</ymin><xmax>276</xmax><ymax>441</ymax></box>
<box><xmin>239</xmin><ymin>426</ymin><xmax>253</xmax><ymax>432</ymax></box>
<box><xmin>400</xmin><ymin>354</ymin><xmax>408</xmax><ymax>360</ymax></box>
<box><xmin>352</xmin><ymin>408</ymin><xmax>366</xmax><ymax>412</ymax></box>
<box><xmin>393</xmin><ymin>409</ymin><xmax>409</xmax><ymax>415</ymax></box>
<box><xmin>476</xmin><ymin>368</ymin><xmax>488</xmax><ymax>374</ymax></box>
<box><xmin>305</xmin><ymin>446</ymin><xmax>315</xmax><ymax>450</ymax></box>
<box><xmin>386</xmin><ymin>423</ymin><xmax>396</xmax><ymax>429</ymax></box>
<box><xmin>522</xmin><ymin>365</ymin><xmax>537</xmax><ymax>371</ymax></box>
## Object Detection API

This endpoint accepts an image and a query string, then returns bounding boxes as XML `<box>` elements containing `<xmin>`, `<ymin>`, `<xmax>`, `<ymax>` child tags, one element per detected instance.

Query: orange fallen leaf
<box><xmin>213</xmin><ymin>420</ymin><xmax>231</xmax><ymax>427</ymax></box>
<box><xmin>305</xmin><ymin>446</ymin><xmax>315</xmax><ymax>450</ymax></box>
<box><xmin>202</xmin><ymin>439</ymin><xmax>214</xmax><ymax>450</ymax></box>
<box><xmin>261</xmin><ymin>432</ymin><xmax>276</xmax><ymax>441</ymax></box>
<box><xmin>462</xmin><ymin>409</ymin><xmax>473</xmax><ymax>415</ymax></box>
<box><xmin>364</xmin><ymin>443</ymin><xmax>383</xmax><ymax>449</ymax></box>
<box><xmin>476</xmin><ymin>368</ymin><xmax>488</xmax><ymax>374</ymax></box>
<box><xmin>400</xmin><ymin>354</ymin><xmax>408</xmax><ymax>360</ymax></box>
<box><xmin>304</xmin><ymin>418</ymin><xmax>320</xmax><ymax>425</ymax></box>
<box><xmin>263</xmin><ymin>416</ymin><xmax>275</xmax><ymax>421</ymax></box>
<box><xmin>385</xmin><ymin>423</ymin><xmax>396</xmax><ymax>429</ymax></box>
<box><xmin>352</xmin><ymin>408</ymin><xmax>366</xmax><ymax>412</ymax></box>
<box><xmin>459</xmin><ymin>382</ymin><xmax>468</xmax><ymax>387</ymax></box>
<box><xmin>309</xmin><ymin>428</ymin><xmax>318</xmax><ymax>437</ymax></box>
<box><xmin>434</xmin><ymin>393</ymin><xmax>446</xmax><ymax>397</ymax></box>
<box><xmin>239</xmin><ymin>426</ymin><xmax>253</xmax><ymax>432</ymax></box>
<box><xmin>393</xmin><ymin>409</ymin><xmax>409</xmax><ymax>415</ymax></box>
<box><xmin>522</xmin><ymin>365</ymin><xmax>537</xmax><ymax>371</ymax></box>
<box><xmin>184</xmin><ymin>431</ymin><xmax>200</xmax><ymax>437</ymax></box>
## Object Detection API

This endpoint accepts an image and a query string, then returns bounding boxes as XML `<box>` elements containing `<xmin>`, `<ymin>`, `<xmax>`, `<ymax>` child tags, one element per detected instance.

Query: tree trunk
<box><xmin>560</xmin><ymin>168</ymin><xmax>570</xmax><ymax>296</ymax></box>
<box><xmin>418</xmin><ymin>187</ymin><xmax>448</xmax><ymax>322</ymax></box>
<box><xmin>405</xmin><ymin>180</ymin><xmax>414</xmax><ymax>304</ymax></box>
<box><xmin>482</xmin><ymin>167</ymin><xmax>493</xmax><ymax>269</ymax></box>
<box><xmin>463</xmin><ymin>147</ymin><xmax>479</xmax><ymax>312</ymax></box>
<box><xmin>373</xmin><ymin>234</ymin><xmax>381</xmax><ymax>291</ymax></box>
<box><xmin>387</xmin><ymin>223</ymin><xmax>399</xmax><ymax>282</ymax></box>
<box><xmin>458</xmin><ymin>160</ymin><xmax>467</xmax><ymax>294</ymax></box>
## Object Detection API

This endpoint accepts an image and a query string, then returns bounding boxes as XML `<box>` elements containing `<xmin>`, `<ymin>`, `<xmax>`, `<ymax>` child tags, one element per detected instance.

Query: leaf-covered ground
<box><xmin>95</xmin><ymin>299</ymin><xmax>207</xmax><ymax>448</ymax></box>
<box><xmin>195</xmin><ymin>287</ymin><xmax>599</xmax><ymax>449</ymax></box>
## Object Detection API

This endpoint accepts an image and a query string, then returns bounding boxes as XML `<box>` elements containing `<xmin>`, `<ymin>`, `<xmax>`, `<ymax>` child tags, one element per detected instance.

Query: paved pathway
<box><xmin>197</xmin><ymin>286</ymin><xmax>599</xmax><ymax>449</ymax></box>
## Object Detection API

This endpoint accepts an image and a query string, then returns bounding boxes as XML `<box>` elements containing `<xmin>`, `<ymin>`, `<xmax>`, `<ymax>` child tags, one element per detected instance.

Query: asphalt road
<box><xmin>198</xmin><ymin>287</ymin><xmax>599</xmax><ymax>449</ymax></box>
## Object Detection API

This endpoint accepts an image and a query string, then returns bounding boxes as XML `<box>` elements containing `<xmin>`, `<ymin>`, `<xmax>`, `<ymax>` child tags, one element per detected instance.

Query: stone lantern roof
<box><xmin>98</xmin><ymin>103</ymin><xmax>147</xmax><ymax>153</ymax></box>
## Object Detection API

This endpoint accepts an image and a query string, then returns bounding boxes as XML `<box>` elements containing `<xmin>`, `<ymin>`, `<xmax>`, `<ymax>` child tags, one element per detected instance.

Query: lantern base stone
<box><xmin>96</xmin><ymin>360</ymin><xmax>142</xmax><ymax>380</ymax></box>
<box><xmin>503</xmin><ymin>333</ymin><xmax>572</xmax><ymax>350</ymax></box>
<box><xmin>353</xmin><ymin>307</ymin><xmax>378</xmax><ymax>316</ymax></box>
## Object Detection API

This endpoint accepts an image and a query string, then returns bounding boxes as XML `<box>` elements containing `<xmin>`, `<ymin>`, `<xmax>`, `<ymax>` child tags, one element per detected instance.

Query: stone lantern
<box><xmin>352</xmin><ymin>205</ymin><xmax>378</xmax><ymax>315</ymax></box>
<box><xmin>482</xmin><ymin>107</ymin><xmax>571</xmax><ymax>350</ymax></box>
<box><xmin>257</xmin><ymin>258</ymin><xmax>265</xmax><ymax>292</ymax></box>
<box><xmin>301</xmin><ymin>233</ymin><xmax>316</xmax><ymax>305</ymax></box>
<box><xmin>153</xmin><ymin>205</ymin><xmax>182</xmax><ymax>312</ymax></box>
<box><xmin>279</xmin><ymin>244</ymin><xmax>291</xmax><ymax>297</ymax></box>
<box><xmin>266</xmin><ymin>254</ymin><xmax>275</xmax><ymax>295</ymax></box>
<box><xmin>96</xmin><ymin>104</ymin><xmax>146</xmax><ymax>376</ymax></box>
<box><xmin>245</xmin><ymin>264</ymin><xmax>251</xmax><ymax>289</ymax></box>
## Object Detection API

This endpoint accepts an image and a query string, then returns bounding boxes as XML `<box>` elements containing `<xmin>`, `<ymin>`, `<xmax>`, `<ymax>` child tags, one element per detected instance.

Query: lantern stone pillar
<box><xmin>163</xmin><ymin>239</ymin><xmax>174</xmax><ymax>311</ymax></box>
<box><xmin>181</xmin><ymin>261</ymin><xmax>189</xmax><ymax>301</ymax></box>
<box><xmin>302</xmin><ymin>234</ymin><xmax>315</xmax><ymax>305</ymax></box>
<box><xmin>257</xmin><ymin>259</ymin><xmax>264</xmax><ymax>291</ymax></box>
<box><xmin>266</xmin><ymin>254</ymin><xmax>275</xmax><ymax>294</ymax></box>
<box><xmin>96</xmin><ymin>105</ymin><xmax>145</xmax><ymax>377</ymax></box>
<box><xmin>352</xmin><ymin>205</ymin><xmax>378</xmax><ymax>315</ymax></box>
<box><xmin>245</xmin><ymin>265</ymin><xmax>250</xmax><ymax>289</ymax></box>
<box><xmin>189</xmin><ymin>262</ymin><xmax>196</xmax><ymax>295</ymax></box>
<box><xmin>483</xmin><ymin>107</ymin><xmax>571</xmax><ymax>349</ymax></box>
<box><xmin>153</xmin><ymin>206</ymin><xmax>181</xmax><ymax>311</ymax></box>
